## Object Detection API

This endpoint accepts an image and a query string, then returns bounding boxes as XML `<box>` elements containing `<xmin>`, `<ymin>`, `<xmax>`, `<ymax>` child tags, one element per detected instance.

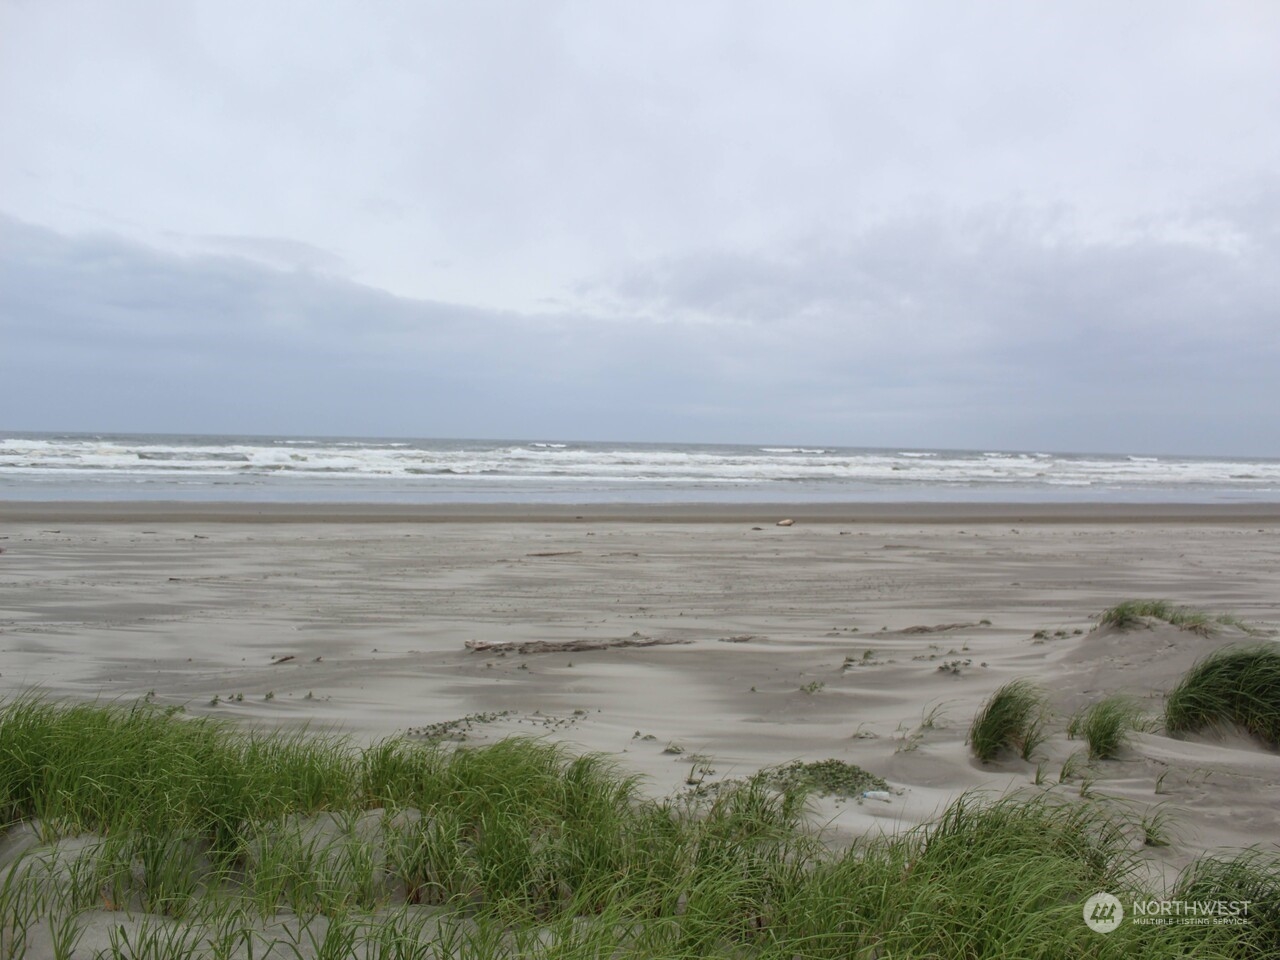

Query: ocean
<box><xmin>1</xmin><ymin>432</ymin><xmax>1277</xmax><ymax>505</ymax></box>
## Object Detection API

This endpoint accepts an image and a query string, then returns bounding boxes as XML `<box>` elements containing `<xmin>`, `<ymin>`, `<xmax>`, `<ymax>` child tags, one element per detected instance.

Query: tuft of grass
<box><xmin>1140</xmin><ymin>804</ymin><xmax>1174</xmax><ymax>848</ymax></box>
<box><xmin>1098</xmin><ymin>599</ymin><xmax>1212</xmax><ymax>632</ymax></box>
<box><xmin>1098</xmin><ymin>599</ymin><xmax>1256</xmax><ymax>636</ymax></box>
<box><xmin>0</xmin><ymin>694</ymin><xmax>358</xmax><ymax>850</ymax></box>
<box><xmin>1067</xmin><ymin>695</ymin><xmax>1146</xmax><ymax>760</ymax></box>
<box><xmin>1175</xmin><ymin>849</ymin><xmax>1280</xmax><ymax>956</ymax></box>
<box><xmin>968</xmin><ymin>680</ymin><xmax>1048</xmax><ymax>762</ymax></box>
<box><xmin>769</xmin><ymin>792</ymin><xmax>1141</xmax><ymax>958</ymax></box>
<box><xmin>1164</xmin><ymin>645</ymin><xmax>1280</xmax><ymax>747</ymax></box>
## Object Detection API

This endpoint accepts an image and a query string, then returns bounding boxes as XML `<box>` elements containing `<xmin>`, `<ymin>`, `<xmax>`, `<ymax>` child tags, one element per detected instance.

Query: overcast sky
<box><xmin>2</xmin><ymin>1</ymin><xmax>1278</xmax><ymax>454</ymax></box>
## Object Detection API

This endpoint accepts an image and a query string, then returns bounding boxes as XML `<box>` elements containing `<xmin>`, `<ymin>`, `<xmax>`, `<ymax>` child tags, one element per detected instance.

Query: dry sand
<box><xmin>2</xmin><ymin>501</ymin><xmax>1279</xmax><ymax>879</ymax></box>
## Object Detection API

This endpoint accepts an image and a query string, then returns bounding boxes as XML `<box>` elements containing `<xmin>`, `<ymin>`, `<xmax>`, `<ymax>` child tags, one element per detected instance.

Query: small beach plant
<box><xmin>1164</xmin><ymin>645</ymin><xmax>1280</xmax><ymax>747</ymax></box>
<box><xmin>968</xmin><ymin>679</ymin><xmax>1048</xmax><ymax>762</ymax></box>
<box><xmin>1068</xmin><ymin>694</ymin><xmax>1145</xmax><ymax>760</ymax></box>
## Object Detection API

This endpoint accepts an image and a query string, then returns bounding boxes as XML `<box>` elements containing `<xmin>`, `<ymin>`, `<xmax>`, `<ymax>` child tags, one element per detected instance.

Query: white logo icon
<box><xmin>1083</xmin><ymin>892</ymin><xmax>1124</xmax><ymax>933</ymax></box>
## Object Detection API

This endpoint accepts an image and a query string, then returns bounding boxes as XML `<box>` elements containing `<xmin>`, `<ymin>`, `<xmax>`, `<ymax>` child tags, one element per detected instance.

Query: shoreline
<box><xmin>4</xmin><ymin>499</ymin><xmax>1280</xmax><ymax>524</ymax></box>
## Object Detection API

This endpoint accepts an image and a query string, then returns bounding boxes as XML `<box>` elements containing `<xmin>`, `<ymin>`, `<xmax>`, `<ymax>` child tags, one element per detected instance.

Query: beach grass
<box><xmin>1175</xmin><ymin>849</ymin><xmax>1280</xmax><ymax>957</ymax></box>
<box><xmin>1068</xmin><ymin>695</ymin><xmax>1147</xmax><ymax>760</ymax></box>
<box><xmin>968</xmin><ymin>679</ymin><xmax>1049</xmax><ymax>762</ymax></box>
<box><xmin>1</xmin><ymin>697</ymin><xmax>1276</xmax><ymax>958</ymax></box>
<box><xmin>1098</xmin><ymin>600</ymin><xmax>1255</xmax><ymax>635</ymax></box>
<box><xmin>1164</xmin><ymin>646</ymin><xmax>1280</xmax><ymax>747</ymax></box>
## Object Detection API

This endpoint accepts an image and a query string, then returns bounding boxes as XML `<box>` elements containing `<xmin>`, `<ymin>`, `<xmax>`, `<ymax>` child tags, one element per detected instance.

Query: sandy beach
<box><xmin>3</xmin><ymin>501</ymin><xmax>1278</xmax><ymax>881</ymax></box>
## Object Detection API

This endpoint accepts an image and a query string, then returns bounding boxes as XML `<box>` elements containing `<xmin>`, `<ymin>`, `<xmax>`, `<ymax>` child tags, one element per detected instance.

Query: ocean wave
<box><xmin>3</xmin><ymin>434</ymin><xmax>1279</xmax><ymax>501</ymax></box>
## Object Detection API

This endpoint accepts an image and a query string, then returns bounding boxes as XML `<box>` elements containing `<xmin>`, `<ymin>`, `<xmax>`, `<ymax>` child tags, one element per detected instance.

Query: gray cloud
<box><xmin>5</xmin><ymin>3</ymin><xmax>1279</xmax><ymax>306</ymax></box>
<box><xmin>1</xmin><ymin>3</ymin><xmax>1277</xmax><ymax>452</ymax></box>
<box><xmin>595</xmin><ymin>192</ymin><xmax>1279</xmax><ymax>362</ymax></box>
<box><xmin>2</xmin><ymin>207</ymin><xmax>1276</xmax><ymax>454</ymax></box>
<box><xmin>189</xmin><ymin>236</ymin><xmax>351</xmax><ymax>275</ymax></box>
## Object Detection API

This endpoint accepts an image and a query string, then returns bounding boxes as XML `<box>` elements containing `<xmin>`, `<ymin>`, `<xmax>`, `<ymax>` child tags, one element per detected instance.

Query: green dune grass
<box><xmin>1069</xmin><ymin>695</ymin><xmax>1147</xmax><ymax>760</ymax></box>
<box><xmin>1165</xmin><ymin>646</ymin><xmax>1280</xmax><ymax>748</ymax></box>
<box><xmin>1098</xmin><ymin>600</ymin><xmax>1255</xmax><ymax>635</ymax></box>
<box><xmin>0</xmin><ymin>697</ymin><xmax>1276</xmax><ymax>958</ymax></box>
<box><xmin>968</xmin><ymin>679</ymin><xmax>1049</xmax><ymax>762</ymax></box>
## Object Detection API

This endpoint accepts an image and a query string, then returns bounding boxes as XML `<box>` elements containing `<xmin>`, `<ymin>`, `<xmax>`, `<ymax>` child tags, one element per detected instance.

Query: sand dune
<box><xmin>2</xmin><ymin>503</ymin><xmax>1277</xmax><ymax>884</ymax></box>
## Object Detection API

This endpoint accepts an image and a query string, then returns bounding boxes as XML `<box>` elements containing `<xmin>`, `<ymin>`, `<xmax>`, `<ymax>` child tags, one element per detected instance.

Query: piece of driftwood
<box><xmin>465</xmin><ymin>636</ymin><xmax>691</xmax><ymax>654</ymax></box>
<box><xmin>899</xmin><ymin>623</ymin><xmax>978</xmax><ymax>634</ymax></box>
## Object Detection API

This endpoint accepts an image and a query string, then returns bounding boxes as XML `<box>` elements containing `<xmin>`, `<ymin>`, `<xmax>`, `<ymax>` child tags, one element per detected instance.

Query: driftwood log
<box><xmin>464</xmin><ymin>636</ymin><xmax>691</xmax><ymax>654</ymax></box>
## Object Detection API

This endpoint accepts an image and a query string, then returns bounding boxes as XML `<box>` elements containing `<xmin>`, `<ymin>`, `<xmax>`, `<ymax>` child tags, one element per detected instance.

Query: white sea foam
<box><xmin>2</xmin><ymin>435</ymin><xmax>1278</xmax><ymax>503</ymax></box>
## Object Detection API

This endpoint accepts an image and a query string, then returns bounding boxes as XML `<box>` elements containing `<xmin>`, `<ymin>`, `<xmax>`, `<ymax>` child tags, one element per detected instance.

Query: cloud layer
<box><xmin>4</xmin><ymin>199</ymin><xmax>1276</xmax><ymax>453</ymax></box>
<box><xmin>1</xmin><ymin>2</ymin><xmax>1277</xmax><ymax>452</ymax></box>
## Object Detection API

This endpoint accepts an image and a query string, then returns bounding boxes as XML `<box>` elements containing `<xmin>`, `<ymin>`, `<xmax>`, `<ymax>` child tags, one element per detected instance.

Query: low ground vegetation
<box><xmin>757</xmin><ymin>759</ymin><xmax>888</xmax><ymax>798</ymax></box>
<box><xmin>1097</xmin><ymin>600</ymin><xmax>1255</xmax><ymax>635</ymax></box>
<box><xmin>1</xmin><ymin>697</ymin><xmax>1278</xmax><ymax>958</ymax></box>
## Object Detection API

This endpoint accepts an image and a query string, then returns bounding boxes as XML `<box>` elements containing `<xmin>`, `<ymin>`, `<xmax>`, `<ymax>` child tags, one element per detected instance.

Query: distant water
<box><xmin>1</xmin><ymin>432</ymin><xmax>1277</xmax><ymax>504</ymax></box>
